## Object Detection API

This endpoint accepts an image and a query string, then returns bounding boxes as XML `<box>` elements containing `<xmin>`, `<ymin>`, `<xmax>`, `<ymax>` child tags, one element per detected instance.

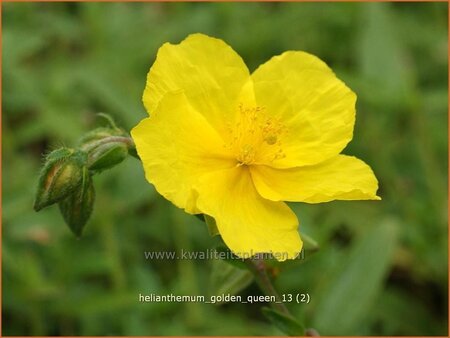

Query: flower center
<box><xmin>227</xmin><ymin>104</ymin><xmax>286</xmax><ymax>165</ymax></box>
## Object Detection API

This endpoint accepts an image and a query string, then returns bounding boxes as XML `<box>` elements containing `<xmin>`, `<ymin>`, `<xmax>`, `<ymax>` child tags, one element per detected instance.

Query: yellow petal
<box><xmin>131</xmin><ymin>91</ymin><xmax>235</xmax><ymax>213</ymax></box>
<box><xmin>194</xmin><ymin>166</ymin><xmax>302</xmax><ymax>261</ymax></box>
<box><xmin>252</xmin><ymin>51</ymin><xmax>356</xmax><ymax>168</ymax></box>
<box><xmin>251</xmin><ymin>155</ymin><xmax>380</xmax><ymax>203</ymax></box>
<box><xmin>143</xmin><ymin>33</ymin><xmax>251</xmax><ymax>138</ymax></box>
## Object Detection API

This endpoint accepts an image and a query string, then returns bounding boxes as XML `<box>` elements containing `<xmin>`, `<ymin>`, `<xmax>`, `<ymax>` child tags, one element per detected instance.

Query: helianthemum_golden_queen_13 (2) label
<box><xmin>131</xmin><ymin>33</ymin><xmax>380</xmax><ymax>261</ymax></box>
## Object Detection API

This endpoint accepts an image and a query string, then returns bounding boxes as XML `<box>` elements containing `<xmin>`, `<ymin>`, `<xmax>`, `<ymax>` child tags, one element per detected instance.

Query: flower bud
<box><xmin>86</xmin><ymin>141</ymin><xmax>129</xmax><ymax>171</ymax></box>
<box><xmin>79</xmin><ymin>127</ymin><xmax>125</xmax><ymax>146</ymax></box>
<box><xmin>59</xmin><ymin>167</ymin><xmax>95</xmax><ymax>237</ymax></box>
<box><xmin>34</xmin><ymin>148</ymin><xmax>87</xmax><ymax>211</ymax></box>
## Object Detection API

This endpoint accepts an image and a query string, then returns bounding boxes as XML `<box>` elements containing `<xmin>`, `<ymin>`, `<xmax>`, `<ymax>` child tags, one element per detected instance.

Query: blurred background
<box><xmin>2</xmin><ymin>2</ymin><xmax>448</xmax><ymax>336</ymax></box>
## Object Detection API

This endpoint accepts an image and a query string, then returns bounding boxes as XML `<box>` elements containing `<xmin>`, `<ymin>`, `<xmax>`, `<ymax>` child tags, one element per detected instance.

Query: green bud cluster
<box><xmin>34</xmin><ymin>114</ymin><xmax>135</xmax><ymax>237</ymax></box>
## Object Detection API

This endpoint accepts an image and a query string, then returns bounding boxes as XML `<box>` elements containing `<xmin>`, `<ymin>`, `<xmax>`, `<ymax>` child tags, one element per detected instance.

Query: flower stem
<box><xmin>245</xmin><ymin>258</ymin><xmax>320</xmax><ymax>336</ymax></box>
<box><xmin>244</xmin><ymin>258</ymin><xmax>291</xmax><ymax>316</ymax></box>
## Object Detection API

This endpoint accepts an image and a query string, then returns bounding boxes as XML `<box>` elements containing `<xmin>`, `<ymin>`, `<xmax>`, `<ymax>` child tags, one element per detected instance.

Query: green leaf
<box><xmin>262</xmin><ymin>307</ymin><xmax>305</xmax><ymax>336</ymax></box>
<box><xmin>313</xmin><ymin>219</ymin><xmax>399</xmax><ymax>334</ymax></box>
<box><xmin>96</xmin><ymin>112</ymin><xmax>120</xmax><ymax>130</ymax></box>
<box><xmin>204</xmin><ymin>214</ymin><xmax>219</xmax><ymax>237</ymax></box>
<box><xmin>301</xmin><ymin>232</ymin><xmax>319</xmax><ymax>253</ymax></box>
<box><xmin>195</xmin><ymin>213</ymin><xmax>220</xmax><ymax>237</ymax></box>
<box><xmin>210</xmin><ymin>259</ymin><xmax>253</xmax><ymax>303</ymax></box>
<box><xmin>214</xmin><ymin>245</ymin><xmax>247</xmax><ymax>270</ymax></box>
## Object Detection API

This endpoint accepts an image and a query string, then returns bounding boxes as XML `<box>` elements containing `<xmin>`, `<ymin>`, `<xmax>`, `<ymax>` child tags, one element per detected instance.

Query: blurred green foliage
<box><xmin>2</xmin><ymin>2</ymin><xmax>448</xmax><ymax>336</ymax></box>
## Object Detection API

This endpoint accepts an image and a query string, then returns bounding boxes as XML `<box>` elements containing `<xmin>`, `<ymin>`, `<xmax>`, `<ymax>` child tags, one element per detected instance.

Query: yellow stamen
<box><xmin>228</xmin><ymin>103</ymin><xmax>286</xmax><ymax>165</ymax></box>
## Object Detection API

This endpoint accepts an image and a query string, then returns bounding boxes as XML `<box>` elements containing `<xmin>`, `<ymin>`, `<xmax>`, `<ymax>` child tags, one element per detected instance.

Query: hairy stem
<box><xmin>245</xmin><ymin>258</ymin><xmax>291</xmax><ymax>316</ymax></box>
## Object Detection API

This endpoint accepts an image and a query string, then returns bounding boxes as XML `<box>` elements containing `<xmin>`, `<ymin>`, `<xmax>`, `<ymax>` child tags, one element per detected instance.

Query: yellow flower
<box><xmin>131</xmin><ymin>33</ymin><xmax>380</xmax><ymax>261</ymax></box>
